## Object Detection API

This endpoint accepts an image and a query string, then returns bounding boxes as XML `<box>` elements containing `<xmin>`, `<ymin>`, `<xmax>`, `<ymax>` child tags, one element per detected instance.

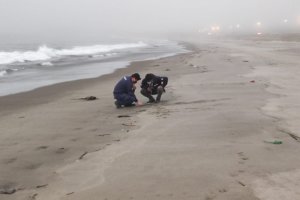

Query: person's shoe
<box><xmin>114</xmin><ymin>100</ymin><xmax>121</xmax><ymax>108</ymax></box>
<box><xmin>147</xmin><ymin>99</ymin><xmax>155</xmax><ymax>104</ymax></box>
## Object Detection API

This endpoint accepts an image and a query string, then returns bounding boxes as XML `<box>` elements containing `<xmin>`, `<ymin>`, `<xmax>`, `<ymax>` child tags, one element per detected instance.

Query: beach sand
<box><xmin>1</xmin><ymin>36</ymin><xmax>300</xmax><ymax>200</ymax></box>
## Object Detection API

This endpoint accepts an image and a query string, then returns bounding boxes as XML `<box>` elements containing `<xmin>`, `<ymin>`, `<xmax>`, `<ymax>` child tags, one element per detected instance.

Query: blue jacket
<box><xmin>113</xmin><ymin>76</ymin><xmax>137</xmax><ymax>102</ymax></box>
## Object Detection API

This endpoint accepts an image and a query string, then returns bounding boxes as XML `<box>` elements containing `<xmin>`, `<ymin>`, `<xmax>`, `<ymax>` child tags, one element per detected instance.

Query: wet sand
<box><xmin>1</xmin><ymin>36</ymin><xmax>300</xmax><ymax>200</ymax></box>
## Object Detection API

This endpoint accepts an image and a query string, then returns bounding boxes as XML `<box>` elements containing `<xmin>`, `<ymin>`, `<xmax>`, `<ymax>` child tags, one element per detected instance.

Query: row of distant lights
<box><xmin>205</xmin><ymin>19</ymin><xmax>293</xmax><ymax>36</ymax></box>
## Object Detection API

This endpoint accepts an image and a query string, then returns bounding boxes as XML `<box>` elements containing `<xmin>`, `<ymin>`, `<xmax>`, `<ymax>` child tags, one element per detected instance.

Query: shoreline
<box><xmin>0</xmin><ymin>40</ymin><xmax>188</xmax><ymax>97</ymax></box>
<box><xmin>0</xmin><ymin>46</ymin><xmax>190</xmax><ymax>117</ymax></box>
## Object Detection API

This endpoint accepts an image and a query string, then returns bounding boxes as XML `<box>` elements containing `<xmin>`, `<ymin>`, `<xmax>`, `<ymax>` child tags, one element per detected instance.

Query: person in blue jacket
<box><xmin>113</xmin><ymin>73</ymin><xmax>142</xmax><ymax>108</ymax></box>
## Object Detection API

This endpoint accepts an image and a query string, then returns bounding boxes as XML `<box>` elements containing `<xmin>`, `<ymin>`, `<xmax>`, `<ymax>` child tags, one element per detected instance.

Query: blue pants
<box><xmin>114</xmin><ymin>93</ymin><xmax>136</xmax><ymax>106</ymax></box>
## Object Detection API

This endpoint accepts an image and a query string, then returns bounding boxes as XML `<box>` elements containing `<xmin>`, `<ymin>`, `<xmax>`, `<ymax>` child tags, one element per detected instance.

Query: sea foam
<box><xmin>0</xmin><ymin>42</ymin><xmax>147</xmax><ymax>65</ymax></box>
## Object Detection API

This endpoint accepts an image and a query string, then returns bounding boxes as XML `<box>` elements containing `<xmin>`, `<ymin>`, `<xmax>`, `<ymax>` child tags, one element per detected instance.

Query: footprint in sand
<box><xmin>97</xmin><ymin>134</ymin><xmax>111</xmax><ymax>137</ymax></box>
<box><xmin>55</xmin><ymin>147</ymin><xmax>68</xmax><ymax>154</ymax></box>
<box><xmin>218</xmin><ymin>188</ymin><xmax>227</xmax><ymax>193</ymax></box>
<box><xmin>205</xmin><ymin>193</ymin><xmax>216</xmax><ymax>200</ymax></box>
<box><xmin>2</xmin><ymin>157</ymin><xmax>17</xmax><ymax>164</ymax></box>
<box><xmin>237</xmin><ymin>152</ymin><xmax>249</xmax><ymax>163</ymax></box>
<box><xmin>36</xmin><ymin>146</ymin><xmax>48</xmax><ymax>150</ymax></box>
<box><xmin>24</xmin><ymin>163</ymin><xmax>42</xmax><ymax>170</ymax></box>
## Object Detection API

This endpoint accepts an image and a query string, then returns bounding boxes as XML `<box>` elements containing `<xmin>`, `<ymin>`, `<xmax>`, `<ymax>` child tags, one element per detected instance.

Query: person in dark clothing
<box><xmin>140</xmin><ymin>73</ymin><xmax>168</xmax><ymax>103</ymax></box>
<box><xmin>113</xmin><ymin>73</ymin><xmax>142</xmax><ymax>108</ymax></box>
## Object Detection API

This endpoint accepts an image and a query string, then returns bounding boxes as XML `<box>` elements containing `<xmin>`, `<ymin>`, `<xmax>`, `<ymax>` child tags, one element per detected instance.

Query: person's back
<box><xmin>113</xmin><ymin>76</ymin><xmax>132</xmax><ymax>96</ymax></box>
<box><xmin>152</xmin><ymin>75</ymin><xmax>168</xmax><ymax>90</ymax></box>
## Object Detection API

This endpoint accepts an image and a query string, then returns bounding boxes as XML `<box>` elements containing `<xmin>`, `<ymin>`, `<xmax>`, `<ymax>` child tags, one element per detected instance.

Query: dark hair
<box><xmin>131</xmin><ymin>73</ymin><xmax>141</xmax><ymax>80</ymax></box>
<box><xmin>145</xmin><ymin>73</ymin><xmax>155</xmax><ymax>81</ymax></box>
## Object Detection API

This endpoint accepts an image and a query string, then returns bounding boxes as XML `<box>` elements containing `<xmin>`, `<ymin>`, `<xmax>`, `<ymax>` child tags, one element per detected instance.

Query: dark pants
<box><xmin>141</xmin><ymin>86</ymin><xmax>164</xmax><ymax>102</ymax></box>
<box><xmin>114</xmin><ymin>93</ymin><xmax>136</xmax><ymax>107</ymax></box>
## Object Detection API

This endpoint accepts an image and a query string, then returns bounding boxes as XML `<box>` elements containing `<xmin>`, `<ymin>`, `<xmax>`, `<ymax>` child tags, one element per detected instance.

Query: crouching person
<box><xmin>140</xmin><ymin>73</ymin><xmax>168</xmax><ymax>103</ymax></box>
<box><xmin>113</xmin><ymin>73</ymin><xmax>142</xmax><ymax>108</ymax></box>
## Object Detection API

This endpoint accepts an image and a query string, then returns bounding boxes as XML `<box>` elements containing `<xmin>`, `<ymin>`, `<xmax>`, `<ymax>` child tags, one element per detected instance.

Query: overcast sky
<box><xmin>0</xmin><ymin>0</ymin><xmax>299</xmax><ymax>40</ymax></box>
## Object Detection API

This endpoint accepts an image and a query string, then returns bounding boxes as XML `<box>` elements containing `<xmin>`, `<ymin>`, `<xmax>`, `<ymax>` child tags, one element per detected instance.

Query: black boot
<box><xmin>141</xmin><ymin>89</ymin><xmax>155</xmax><ymax>103</ymax></box>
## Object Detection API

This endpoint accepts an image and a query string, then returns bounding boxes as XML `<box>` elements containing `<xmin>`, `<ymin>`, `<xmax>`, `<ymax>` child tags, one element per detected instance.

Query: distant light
<box><xmin>256</xmin><ymin>22</ymin><xmax>262</xmax><ymax>26</ymax></box>
<box><xmin>257</xmin><ymin>32</ymin><xmax>262</xmax><ymax>35</ymax></box>
<box><xmin>208</xmin><ymin>32</ymin><xmax>212</xmax><ymax>36</ymax></box>
<box><xmin>283</xmin><ymin>19</ymin><xmax>288</xmax><ymax>23</ymax></box>
<box><xmin>211</xmin><ymin>25</ymin><xmax>220</xmax><ymax>32</ymax></box>
<box><xmin>236</xmin><ymin>24</ymin><xmax>240</xmax><ymax>29</ymax></box>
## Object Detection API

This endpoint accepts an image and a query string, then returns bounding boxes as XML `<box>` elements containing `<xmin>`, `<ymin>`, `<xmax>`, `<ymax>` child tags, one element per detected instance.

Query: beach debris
<box><xmin>279</xmin><ymin>129</ymin><xmax>300</xmax><ymax>142</ymax></box>
<box><xmin>165</xmin><ymin>68</ymin><xmax>170</xmax><ymax>71</ymax></box>
<box><xmin>0</xmin><ymin>187</ymin><xmax>16</xmax><ymax>195</ymax></box>
<box><xmin>36</xmin><ymin>184</ymin><xmax>48</xmax><ymax>189</ymax></box>
<box><xmin>117</xmin><ymin>115</ymin><xmax>131</xmax><ymax>118</ymax></box>
<box><xmin>264</xmin><ymin>140</ymin><xmax>283</xmax><ymax>144</ymax></box>
<box><xmin>79</xmin><ymin>96</ymin><xmax>98</xmax><ymax>101</ymax></box>
<box><xmin>250</xmin><ymin>80</ymin><xmax>255</xmax><ymax>83</ymax></box>
<box><xmin>153</xmin><ymin>64</ymin><xmax>160</xmax><ymax>67</ymax></box>
<box><xmin>238</xmin><ymin>181</ymin><xmax>246</xmax><ymax>187</ymax></box>
<box><xmin>79</xmin><ymin>152</ymin><xmax>88</xmax><ymax>160</ymax></box>
<box><xmin>287</xmin><ymin>133</ymin><xmax>300</xmax><ymax>141</ymax></box>
<box><xmin>66</xmin><ymin>192</ymin><xmax>74</xmax><ymax>196</ymax></box>
<box><xmin>243</xmin><ymin>60</ymin><xmax>249</xmax><ymax>62</ymax></box>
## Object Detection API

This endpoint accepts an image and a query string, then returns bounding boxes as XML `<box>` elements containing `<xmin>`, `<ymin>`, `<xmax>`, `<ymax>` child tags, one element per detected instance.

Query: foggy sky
<box><xmin>0</xmin><ymin>0</ymin><xmax>299</xmax><ymax>40</ymax></box>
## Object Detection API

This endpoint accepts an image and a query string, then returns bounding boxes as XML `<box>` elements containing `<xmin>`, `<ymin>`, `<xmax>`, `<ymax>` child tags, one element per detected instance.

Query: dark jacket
<box><xmin>113</xmin><ymin>76</ymin><xmax>137</xmax><ymax>102</ymax></box>
<box><xmin>141</xmin><ymin>75</ymin><xmax>168</xmax><ymax>94</ymax></box>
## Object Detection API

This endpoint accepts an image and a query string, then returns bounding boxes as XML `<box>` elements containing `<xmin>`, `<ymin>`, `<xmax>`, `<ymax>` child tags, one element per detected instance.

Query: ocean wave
<box><xmin>0</xmin><ymin>70</ymin><xmax>7</xmax><ymax>77</ymax></box>
<box><xmin>0</xmin><ymin>42</ymin><xmax>147</xmax><ymax>65</ymax></box>
<box><xmin>39</xmin><ymin>62</ymin><xmax>53</xmax><ymax>66</ymax></box>
<box><xmin>0</xmin><ymin>68</ymin><xmax>18</xmax><ymax>77</ymax></box>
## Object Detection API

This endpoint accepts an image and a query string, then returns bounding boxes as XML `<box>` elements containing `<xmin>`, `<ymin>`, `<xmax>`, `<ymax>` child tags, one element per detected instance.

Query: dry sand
<box><xmin>1</xmin><ymin>36</ymin><xmax>300</xmax><ymax>200</ymax></box>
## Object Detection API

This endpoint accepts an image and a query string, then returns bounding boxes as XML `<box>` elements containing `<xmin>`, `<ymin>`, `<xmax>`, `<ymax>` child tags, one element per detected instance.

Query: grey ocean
<box><xmin>0</xmin><ymin>39</ymin><xmax>187</xmax><ymax>96</ymax></box>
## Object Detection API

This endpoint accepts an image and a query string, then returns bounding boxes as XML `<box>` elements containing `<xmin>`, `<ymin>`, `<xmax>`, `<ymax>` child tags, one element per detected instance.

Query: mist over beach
<box><xmin>1</xmin><ymin>0</ymin><xmax>300</xmax><ymax>40</ymax></box>
<box><xmin>1</xmin><ymin>0</ymin><xmax>300</xmax><ymax>200</ymax></box>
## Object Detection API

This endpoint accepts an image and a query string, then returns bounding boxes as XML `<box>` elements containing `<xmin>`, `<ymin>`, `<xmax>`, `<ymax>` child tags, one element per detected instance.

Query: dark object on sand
<box><xmin>0</xmin><ymin>188</ymin><xmax>16</xmax><ymax>195</ymax></box>
<box><xmin>122</xmin><ymin>123</ymin><xmax>136</xmax><ymax>127</ymax></box>
<box><xmin>80</xmin><ymin>96</ymin><xmax>98</xmax><ymax>101</ymax></box>
<box><xmin>278</xmin><ymin>129</ymin><xmax>300</xmax><ymax>142</ymax></box>
<box><xmin>79</xmin><ymin>152</ymin><xmax>88</xmax><ymax>160</ymax></box>
<box><xmin>238</xmin><ymin>181</ymin><xmax>246</xmax><ymax>187</ymax></box>
<box><xmin>36</xmin><ymin>184</ymin><xmax>48</xmax><ymax>189</ymax></box>
<box><xmin>117</xmin><ymin>115</ymin><xmax>131</xmax><ymax>118</ymax></box>
<box><xmin>250</xmin><ymin>80</ymin><xmax>255</xmax><ymax>83</ymax></box>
